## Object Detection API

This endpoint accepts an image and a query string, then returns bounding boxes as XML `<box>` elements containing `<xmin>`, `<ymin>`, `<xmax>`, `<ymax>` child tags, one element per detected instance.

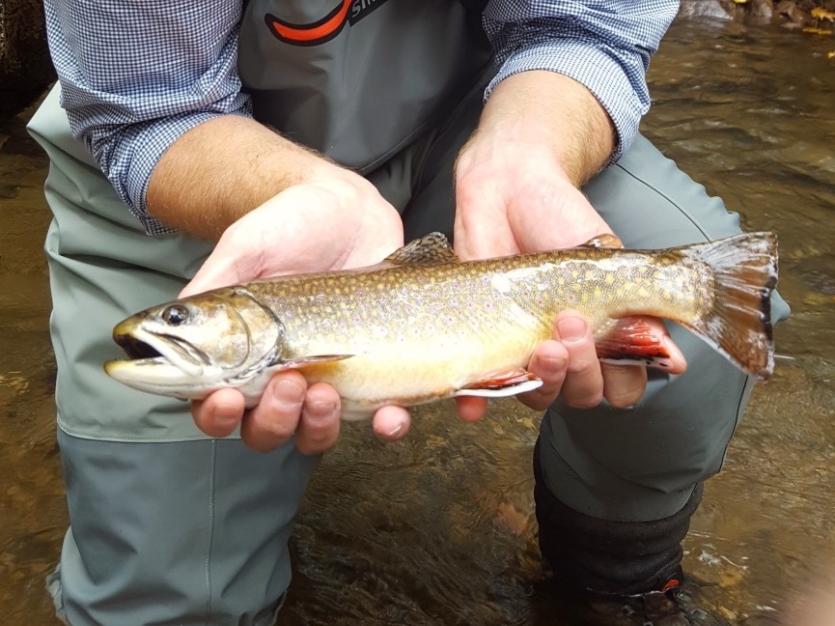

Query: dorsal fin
<box><xmin>384</xmin><ymin>232</ymin><xmax>459</xmax><ymax>265</ymax></box>
<box><xmin>580</xmin><ymin>234</ymin><xmax>623</xmax><ymax>249</ymax></box>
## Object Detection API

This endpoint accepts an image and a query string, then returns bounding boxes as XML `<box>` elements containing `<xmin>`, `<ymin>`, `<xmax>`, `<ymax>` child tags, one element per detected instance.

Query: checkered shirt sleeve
<box><xmin>44</xmin><ymin>0</ymin><xmax>677</xmax><ymax>235</ymax></box>
<box><xmin>43</xmin><ymin>0</ymin><xmax>252</xmax><ymax>235</ymax></box>
<box><xmin>484</xmin><ymin>0</ymin><xmax>679</xmax><ymax>161</ymax></box>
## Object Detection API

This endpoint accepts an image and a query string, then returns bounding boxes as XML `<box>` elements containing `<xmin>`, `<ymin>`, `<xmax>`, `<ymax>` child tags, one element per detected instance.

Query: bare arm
<box><xmin>146</xmin><ymin>115</ymin><xmax>345</xmax><ymax>240</ymax></box>
<box><xmin>474</xmin><ymin>71</ymin><xmax>614</xmax><ymax>187</ymax></box>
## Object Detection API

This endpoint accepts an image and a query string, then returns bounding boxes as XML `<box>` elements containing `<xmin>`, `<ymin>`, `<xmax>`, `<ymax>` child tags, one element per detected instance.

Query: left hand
<box><xmin>452</xmin><ymin>129</ymin><xmax>685</xmax><ymax>420</ymax></box>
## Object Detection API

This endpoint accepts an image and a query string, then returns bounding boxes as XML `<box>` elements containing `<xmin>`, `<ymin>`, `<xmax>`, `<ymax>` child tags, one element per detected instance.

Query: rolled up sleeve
<box><xmin>44</xmin><ymin>0</ymin><xmax>251</xmax><ymax>234</ymax></box>
<box><xmin>483</xmin><ymin>1</ymin><xmax>679</xmax><ymax>160</ymax></box>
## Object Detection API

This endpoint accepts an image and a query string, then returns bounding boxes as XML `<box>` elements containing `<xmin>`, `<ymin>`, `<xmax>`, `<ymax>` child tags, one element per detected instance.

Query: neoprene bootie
<box><xmin>534</xmin><ymin>449</ymin><xmax>730</xmax><ymax>625</ymax></box>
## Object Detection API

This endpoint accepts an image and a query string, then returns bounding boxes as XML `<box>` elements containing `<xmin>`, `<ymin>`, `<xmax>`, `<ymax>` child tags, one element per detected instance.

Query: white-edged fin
<box><xmin>384</xmin><ymin>232</ymin><xmax>459</xmax><ymax>265</ymax></box>
<box><xmin>455</xmin><ymin>379</ymin><xmax>543</xmax><ymax>398</ymax></box>
<box><xmin>271</xmin><ymin>354</ymin><xmax>353</xmax><ymax>369</ymax></box>
<box><xmin>600</xmin><ymin>357</ymin><xmax>675</xmax><ymax>370</ymax></box>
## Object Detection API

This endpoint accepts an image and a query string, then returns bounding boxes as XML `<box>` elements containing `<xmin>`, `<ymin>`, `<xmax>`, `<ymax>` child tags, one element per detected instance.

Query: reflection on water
<box><xmin>1</xmin><ymin>18</ymin><xmax>833</xmax><ymax>625</ymax></box>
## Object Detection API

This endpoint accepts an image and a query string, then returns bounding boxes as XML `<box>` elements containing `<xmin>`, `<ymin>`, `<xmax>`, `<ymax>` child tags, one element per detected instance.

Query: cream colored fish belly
<box><xmin>287</xmin><ymin>295</ymin><xmax>550</xmax><ymax>420</ymax></box>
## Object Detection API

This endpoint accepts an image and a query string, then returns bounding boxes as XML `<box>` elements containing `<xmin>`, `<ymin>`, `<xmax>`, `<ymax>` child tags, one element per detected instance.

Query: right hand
<box><xmin>180</xmin><ymin>171</ymin><xmax>410</xmax><ymax>453</ymax></box>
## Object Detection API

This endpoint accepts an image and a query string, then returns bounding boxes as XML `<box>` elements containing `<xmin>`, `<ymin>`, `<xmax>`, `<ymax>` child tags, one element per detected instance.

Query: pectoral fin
<box><xmin>454</xmin><ymin>370</ymin><xmax>543</xmax><ymax>398</ymax></box>
<box><xmin>270</xmin><ymin>354</ymin><xmax>353</xmax><ymax>369</ymax></box>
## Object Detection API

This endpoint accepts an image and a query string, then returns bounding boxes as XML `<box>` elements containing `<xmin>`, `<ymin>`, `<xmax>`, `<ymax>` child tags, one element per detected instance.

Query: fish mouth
<box><xmin>109</xmin><ymin>327</ymin><xmax>210</xmax><ymax>378</ymax></box>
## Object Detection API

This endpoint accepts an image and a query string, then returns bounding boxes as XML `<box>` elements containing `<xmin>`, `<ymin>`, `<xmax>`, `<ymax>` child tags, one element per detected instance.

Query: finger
<box><xmin>510</xmin><ymin>185</ymin><xmax>614</xmax><ymax>253</ymax></box>
<box><xmin>192</xmin><ymin>388</ymin><xmax>245</xmax><ymax>438</ymax></box>
<box><xmin>240</xmin><ymin>371</ymin><xmax>306</xmax><ymax>452</ymax></box>
<box><xmin>453</xmin><ymin>180</ymin><xmax>518</xmax><ymax>260</ymax></box>
<box><xmin>519</xmin><ymin>339</ymin><xmax>569</xmax><ymax>411</ymax></box>
<box><xmin>295</xmin><ymin>383</ymin><xmax>341</xmax><ymax>455</ymax></box>
<box><xmin>601</xmin><ymin>363</ymin><xmax>647</xmax><ymax>409</ymax></box>
<box><xmin>372</xmin><ymin>405</ymin><xmax>411</xmax><ymax>441</ymax></box>
<box><xmin>554</xmin><ymin>312</ymin><xmax>604</xmax><ymax>409</ymax></box>
<box><xmin>179</xmin><ymin>249</ymin><xmax>238</xmax><ymax>298</ymax></box>
<box><xmin>455</xmin><ymin>396</ymin><xmax>488</xmax><ymax>422</ymax></box>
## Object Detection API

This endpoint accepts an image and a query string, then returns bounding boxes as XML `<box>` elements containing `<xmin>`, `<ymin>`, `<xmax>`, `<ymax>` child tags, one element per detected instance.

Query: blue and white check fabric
<box><xmin>44</xmin><ymin>0</ymin><xmax>679</xmax><ymax>235</ymax></box>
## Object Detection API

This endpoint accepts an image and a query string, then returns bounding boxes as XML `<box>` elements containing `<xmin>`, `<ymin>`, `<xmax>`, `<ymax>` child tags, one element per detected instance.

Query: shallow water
<box><xmin>1</xmin><ymin>18</ymin><xmax>833</xmax><ymax>625</ymax></box>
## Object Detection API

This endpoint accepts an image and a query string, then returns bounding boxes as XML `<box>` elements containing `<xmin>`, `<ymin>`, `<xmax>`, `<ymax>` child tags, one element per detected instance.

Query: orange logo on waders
<box><xmin>266</xmin><ymin>0</ymin><xmax>390</xmax><ymax>45</ymax></box>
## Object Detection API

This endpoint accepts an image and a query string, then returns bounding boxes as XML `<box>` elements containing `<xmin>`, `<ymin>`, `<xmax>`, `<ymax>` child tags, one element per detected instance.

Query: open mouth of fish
<box><xmin>106</xmin><ymin>329</ymin><xmax>213</xmax><ymax>383</ymax></box>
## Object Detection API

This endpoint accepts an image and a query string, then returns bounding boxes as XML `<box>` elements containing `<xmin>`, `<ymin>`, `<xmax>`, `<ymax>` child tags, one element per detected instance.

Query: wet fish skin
<box><xmin>105</xmin><ymin>232</ymin><xmax>777</xmax><ymax>419</ymax></box>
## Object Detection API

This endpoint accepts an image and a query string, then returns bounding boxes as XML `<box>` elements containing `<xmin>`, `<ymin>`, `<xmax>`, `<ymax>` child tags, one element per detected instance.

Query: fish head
<box><xmin>104</xmin><ymin>288</ymin><xmax>283</xmax><ymax>400</ymax></box>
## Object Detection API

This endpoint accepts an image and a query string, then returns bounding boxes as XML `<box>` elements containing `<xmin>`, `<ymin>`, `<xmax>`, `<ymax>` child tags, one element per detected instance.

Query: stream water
<box><xmin>1</xmin><ymin>17</ymin><xmax>833</xmax><ymax>626</ymax></box>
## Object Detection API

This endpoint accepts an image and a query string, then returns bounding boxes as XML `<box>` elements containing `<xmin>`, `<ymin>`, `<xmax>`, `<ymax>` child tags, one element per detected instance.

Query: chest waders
<box><xmin>29</xmin><ymin>0</ymin><xmax>788</xmax><ymax>622</ymax></box>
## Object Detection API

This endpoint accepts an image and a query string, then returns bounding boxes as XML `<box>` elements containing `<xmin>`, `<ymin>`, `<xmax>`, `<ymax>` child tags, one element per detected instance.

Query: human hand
<box><xmin>453</xmin><ymin>129</ymin><xmax>686</xmax><ymax>419</ymax></box>
<box><xmin>180</xmin><ymin>172</ymin><xmax>413</xmax><ymax>452</ymax></box>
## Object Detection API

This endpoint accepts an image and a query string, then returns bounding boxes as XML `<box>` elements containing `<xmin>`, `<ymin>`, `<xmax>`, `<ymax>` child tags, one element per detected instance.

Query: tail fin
<box><xmin>679</xmin><ymin>232</ymin><xmax>778</xmax><ymax>379</ymax></box>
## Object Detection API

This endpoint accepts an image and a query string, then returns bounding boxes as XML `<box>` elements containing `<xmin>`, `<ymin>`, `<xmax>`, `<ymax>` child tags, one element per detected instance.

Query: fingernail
<box><xmin>308</xmin><ymin>398</ymin><xmax>337</xmax><ymax>416</ymax></box>
<box><xmin>275</xmin><ymin>377</ymin><xmax>305</xmax><ymax>400</ymax></box>
<box><xmin>557</xmin><ymin>317</ymin><xmax>587</xmax><ymax>341</ymax></box>
<box><xmin>387</xmin><ymin>421</ymin><xmax>404</xmax><ymax>438</ymax></box>
<box><xmin>212</xmin><ymin>411</ymin><xmax>238</xmax><ymax>427</ymax></box>
<box><xmin>540</xmin><ymin>354</ymin><xmax>566</xmax><ymax>370</ymax></box>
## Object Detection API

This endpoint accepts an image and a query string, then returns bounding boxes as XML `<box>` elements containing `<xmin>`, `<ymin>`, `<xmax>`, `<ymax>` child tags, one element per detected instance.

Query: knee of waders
<box><xmin>533</xmin><ymin>441</ymin><xmax>703</xmax><ymax>596</ymax></box>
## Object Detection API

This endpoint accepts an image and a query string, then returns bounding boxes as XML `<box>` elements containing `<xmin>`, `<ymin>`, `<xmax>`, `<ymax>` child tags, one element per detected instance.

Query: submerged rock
<box><xmin>678</xmin><ymin>0</ymin><xmax>738</xmax><ymax>21</ymax></box>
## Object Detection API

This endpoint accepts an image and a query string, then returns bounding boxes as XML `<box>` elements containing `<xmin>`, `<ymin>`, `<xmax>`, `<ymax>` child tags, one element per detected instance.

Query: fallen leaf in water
<box><xmin>828</xmin><ymin>50</ymin><xmax>835</xmax><ymax>58</ymax></box>
<box><xmin>803</xmin><ymin>27</ymin><xmax>833</xmax><ymax>35</ymax></box>
<box><xmin>495</xmin><ymin>502</ymin><xmax>530</xmax><ymax>535</ymax></box>
<box><xmin>811</xmin><ymin>7</ymin><xmax>835</xmax><ymax>21</ymax></box>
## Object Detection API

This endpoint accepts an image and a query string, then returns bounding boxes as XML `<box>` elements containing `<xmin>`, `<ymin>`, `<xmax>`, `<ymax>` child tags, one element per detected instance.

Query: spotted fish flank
<box><xmin>105</xmin><ymin>232</ymin><xmax>778</xmax><ymax>420</ymax></box>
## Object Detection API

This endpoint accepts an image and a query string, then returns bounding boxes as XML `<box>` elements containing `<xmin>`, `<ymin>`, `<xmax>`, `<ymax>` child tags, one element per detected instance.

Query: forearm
<box><xmin>474</xmin><ymin>71</ymin><xmax>614</xmax><ymax>187</ymax></box>
<box><xmin>147</xmin><ymin>116</ymin><xmax>345</xmax><ymax>240</ymax></box>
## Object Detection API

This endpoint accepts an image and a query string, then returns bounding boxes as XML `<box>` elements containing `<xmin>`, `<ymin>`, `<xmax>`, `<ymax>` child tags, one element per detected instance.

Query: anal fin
<box><xmin>596</xmin><ymin>317</ymin><xmax>673</xmax><ymax>369</ymax></box>
<box><xmin>455</xmin><ymin>370</ymin><xmax>543</xmax><ymax>398</ymax></box>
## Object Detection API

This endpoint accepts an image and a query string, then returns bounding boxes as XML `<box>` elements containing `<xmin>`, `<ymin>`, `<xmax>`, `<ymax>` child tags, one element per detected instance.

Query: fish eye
<box><xmin>162</xmin><ymin>305</ymin><xmax>189</xmax><ymax>326</ymax></box>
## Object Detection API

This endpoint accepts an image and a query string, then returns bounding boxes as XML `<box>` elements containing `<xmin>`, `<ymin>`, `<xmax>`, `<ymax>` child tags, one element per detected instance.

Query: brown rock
<box><xmin>775</xmin><ymin>0</ymin><xmax>808</xmax><ymax>23</ymax></box>
<box><xmin>0</xmin><ymin>0</ymin><xmax>55</xmax><ymax>117</ymax></box>
<box><xmin>678</xmin><ymin>0</ymin><xmax>737</xmax><ymax>21</ymax></box>
<box><xmin>750</xmin><ymin>0</ymin><xmax>776</xmax><ymax>21</ymax></box>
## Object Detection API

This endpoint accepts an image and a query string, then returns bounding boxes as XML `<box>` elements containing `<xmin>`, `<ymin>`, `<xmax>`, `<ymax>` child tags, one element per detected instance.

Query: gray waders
<box><xmin>29</xmin><ymin>3</ymin><xmax>789</xmax><ymax>621</ymax></box>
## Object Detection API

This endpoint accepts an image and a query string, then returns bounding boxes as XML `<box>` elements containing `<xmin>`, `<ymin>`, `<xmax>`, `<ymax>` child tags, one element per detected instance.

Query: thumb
<box><xmin>180</xmin><ymin>238</ymin><xmax>258</xmax><ymax>298</ymax></box>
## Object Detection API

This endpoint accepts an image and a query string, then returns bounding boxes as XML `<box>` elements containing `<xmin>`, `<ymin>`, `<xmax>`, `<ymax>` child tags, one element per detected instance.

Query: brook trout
<box><xmin>105</xmin><ymin>232</ymin><xmax>778</xmax><ymax>419</ymax></box>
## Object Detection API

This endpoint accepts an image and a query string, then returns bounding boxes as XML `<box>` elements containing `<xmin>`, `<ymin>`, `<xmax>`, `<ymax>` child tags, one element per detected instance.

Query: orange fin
<box><xmin>676</xmin><ymin>232</ymin><xmax>777</xmax><ymax>379</ymax></box>
<box><xmin>455</xmin><ymin>370</ymin><xmax>543</xmax><ymax>398</ymax></box>
<box><xmin>596</xmin><ymin>317</ymin><xmax>674</xmax><ymax>369</ymax></box>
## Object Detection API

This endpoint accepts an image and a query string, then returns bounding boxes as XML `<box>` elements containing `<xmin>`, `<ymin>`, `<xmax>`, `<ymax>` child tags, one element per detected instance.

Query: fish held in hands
<box><xmin>104</xmin><ymin>232</ymin><xmax>778</xmax><ymax>420</ymax></box>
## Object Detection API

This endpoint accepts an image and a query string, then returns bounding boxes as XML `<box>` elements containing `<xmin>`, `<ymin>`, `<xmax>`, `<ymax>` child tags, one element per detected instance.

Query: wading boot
<box><xmin>534</xmin><ymin>451</ymin><xmax>729</xmax><ymax>625</ymax></box>
<box><xmin>544</xmin><ymin>571</ymin><xmax>731</xmax><ymax>626</ymax></box>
